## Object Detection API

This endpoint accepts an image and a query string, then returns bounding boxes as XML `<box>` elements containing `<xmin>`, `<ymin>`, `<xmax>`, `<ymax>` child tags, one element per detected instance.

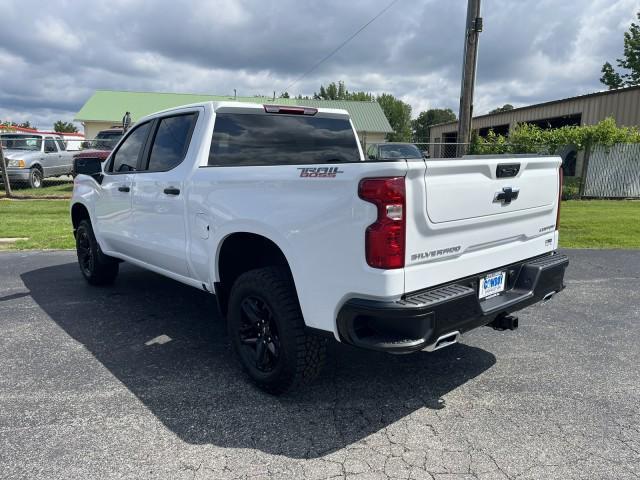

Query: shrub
<box><xmin>469</xmin><ymin>117</ymin><xmax>640</xmax><ymax>155</ymax></box>
<box><xmin>562</xmin><ymin>177</ymin><xmax>581</xmax><ymax>200</ymax></box>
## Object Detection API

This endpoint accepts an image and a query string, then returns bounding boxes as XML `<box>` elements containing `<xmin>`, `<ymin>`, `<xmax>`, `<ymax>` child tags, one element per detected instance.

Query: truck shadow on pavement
<box><xmin>22</xmin><ymin>262</ymin><xmax>496</xmax><ymax>459</ymax></box>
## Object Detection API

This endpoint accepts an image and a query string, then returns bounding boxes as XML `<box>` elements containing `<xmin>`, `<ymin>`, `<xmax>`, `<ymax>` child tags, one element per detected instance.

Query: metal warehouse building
<box><xmin>430</xmin><ymin>85</ymin><xmax>640</xmax><ymax>170</ymax></box>
<box><xmin>75</xmin><ymin>90</ymin><xmax>393</xmax><ymax>147</ymax></box>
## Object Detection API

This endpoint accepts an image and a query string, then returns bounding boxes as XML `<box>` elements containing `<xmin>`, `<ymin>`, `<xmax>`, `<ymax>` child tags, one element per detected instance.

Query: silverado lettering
<box><xmin>411</xmin><ymin>246</ymin><xmax>462</xmax><ymax>262</ymax></box>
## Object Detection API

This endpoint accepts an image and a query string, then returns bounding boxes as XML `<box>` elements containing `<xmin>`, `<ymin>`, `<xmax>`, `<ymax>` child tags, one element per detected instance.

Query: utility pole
<box><xmin>457</xmin><ymin>0</ymin><xmax>482</xmax><ymax>157</ymax></box>
<box><xmin>0</xmin><ymin>139</ymin><xmax>12</xmax><ymax>198</ymax></box>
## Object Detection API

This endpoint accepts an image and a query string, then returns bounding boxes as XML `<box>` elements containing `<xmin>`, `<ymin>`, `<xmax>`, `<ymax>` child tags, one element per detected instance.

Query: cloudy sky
<box><xmin>0</xmin><ymin>0</ymin><xmax>638</xmax><ymax>130</ymax></box>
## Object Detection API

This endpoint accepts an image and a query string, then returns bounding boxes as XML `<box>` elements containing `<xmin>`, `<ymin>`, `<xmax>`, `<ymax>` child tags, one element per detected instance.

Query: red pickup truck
<box><xmin>73</xmin><ymin>128</ymin><xmax>123</xmax><ymax>164</ymax></box>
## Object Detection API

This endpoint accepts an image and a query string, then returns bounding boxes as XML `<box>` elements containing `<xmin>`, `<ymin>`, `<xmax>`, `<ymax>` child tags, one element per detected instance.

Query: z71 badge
<box><xmin>298</xmin><ymin>167</ymin><xmax>344</xmax><ymax>178</ymax></box>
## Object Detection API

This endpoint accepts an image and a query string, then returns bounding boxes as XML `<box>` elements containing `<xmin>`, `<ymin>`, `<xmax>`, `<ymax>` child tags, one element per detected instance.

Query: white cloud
<box><xmin>0</xmin><ymin>0</ymin><xmax>638</xmax><ymax>129</ymax></box>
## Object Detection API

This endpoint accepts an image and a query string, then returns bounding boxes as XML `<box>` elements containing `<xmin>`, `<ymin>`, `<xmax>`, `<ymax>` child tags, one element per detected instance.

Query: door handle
<box><xmin>163</xmin><ymin>187</ymin><xmax>180</xmax><ymax>195</ymax></box>
<box><xmin>118</xmin><ymin>186</ymin><xmax>130</xmax><ymax>193</ymax></box>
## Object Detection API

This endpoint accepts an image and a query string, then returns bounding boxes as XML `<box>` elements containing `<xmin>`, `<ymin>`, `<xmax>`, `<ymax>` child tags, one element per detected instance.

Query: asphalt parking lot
<box><xmin>0</xmin><ymin>249</ymin><xmax>639</xmax><ymax>480</ymax></box>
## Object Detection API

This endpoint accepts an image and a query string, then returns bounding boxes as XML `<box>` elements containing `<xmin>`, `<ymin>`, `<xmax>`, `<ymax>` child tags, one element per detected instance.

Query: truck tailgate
<box><xmin>404</xmin><ymin>156</ymin><xmax>562</xmax><ymax>293</ymax></box>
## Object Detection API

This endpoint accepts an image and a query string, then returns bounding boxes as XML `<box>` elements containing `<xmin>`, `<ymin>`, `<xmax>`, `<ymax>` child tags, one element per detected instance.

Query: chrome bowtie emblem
<box><xmin>494</xmin><ymin>187</ymin><xmax>519</xmax><ymax>205</ymax></box>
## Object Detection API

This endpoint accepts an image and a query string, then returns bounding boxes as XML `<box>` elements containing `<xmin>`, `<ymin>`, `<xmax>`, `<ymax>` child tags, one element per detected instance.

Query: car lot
<box><xmin>0</xmin><ymin>249</ymin><xmax>638</xmax><ymax>479</ymax></box>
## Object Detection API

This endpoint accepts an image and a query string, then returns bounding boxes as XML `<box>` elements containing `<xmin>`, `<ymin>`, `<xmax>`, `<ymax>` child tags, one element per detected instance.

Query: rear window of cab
<box><xmin>208</xmin><ymin>113</ymin><xmax>360</xmax><ymax>166</ymax></box>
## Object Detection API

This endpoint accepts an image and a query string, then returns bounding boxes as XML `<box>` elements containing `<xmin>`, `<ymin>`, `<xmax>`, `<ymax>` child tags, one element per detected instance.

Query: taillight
<box><xmin>263</xmin><ymin>105</ymin><xmax>318</xmax><ymax>115</ymax></box>
<box><xmin>358</xmin><ymin>177</ymin><xmax>406</xmax><ymax>269</ymax></box>
<box><xmin>556</xmin><ymin>166</ymin><xmax>563</xmax><ymax>230</ymax></box>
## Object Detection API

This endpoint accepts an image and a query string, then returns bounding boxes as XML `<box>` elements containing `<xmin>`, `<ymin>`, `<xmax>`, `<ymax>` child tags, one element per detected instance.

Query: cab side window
<box><xmin>145</xmin><ymin>113</ymin><xmax>197</xmax><ymax>172</ymax></box>
<box><xmin>44</xmin><ymin>138</ymin><xmax>57</xmax><ymax>153</ymax></box>
<box><xmin>366</xmin><ymin>145</ymin><xmax>376</xmax><ymax>160</ymax></box>
<box><xmin>109</xmin><ymin>122</ymin><xmax>151</xmax><ymax>173</ymax></box>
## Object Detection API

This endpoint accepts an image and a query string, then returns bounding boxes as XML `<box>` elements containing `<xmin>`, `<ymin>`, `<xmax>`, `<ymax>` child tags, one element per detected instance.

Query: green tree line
<box><xmin>284</xmin><ymin>81</ymin><xmax>457</xmax><ymax>143</ymax></box>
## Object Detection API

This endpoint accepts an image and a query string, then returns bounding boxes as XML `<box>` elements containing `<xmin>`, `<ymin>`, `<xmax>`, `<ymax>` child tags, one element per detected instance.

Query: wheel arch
<box><xmin>215</xmin><ymin>232</ymin><xmax>297</xmax><ymax>317</ymax></box>
<box><xmin>70</xmin><ymin>202</ymin><xmax>91</xmax><ymax>234</ymax></box>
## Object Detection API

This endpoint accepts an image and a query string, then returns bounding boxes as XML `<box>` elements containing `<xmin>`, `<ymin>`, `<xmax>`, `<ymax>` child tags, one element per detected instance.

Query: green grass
<box><xmin>3</xmin><ymin>180</ymin><xmax>73</xmax><ymax>198</ymax></box>
<box><xmin>0</xmin><ymin>199</ymin><xmax>74</xmax><ymax>249</ymax></box>
<box><xmin>0</xmin><ymin>198</ymin><xmax>638</xmax><ymax>251</ymax></box>
<box><xmin>559</xmin><ymin>200</ymin><xmax>640</xmax><ymax>249</ymax></box>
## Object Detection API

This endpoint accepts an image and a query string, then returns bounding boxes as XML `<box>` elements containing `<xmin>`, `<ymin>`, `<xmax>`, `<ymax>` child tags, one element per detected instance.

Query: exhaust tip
<box><xmin>424</xmin><ymin>331</ymin><xmax>460</xmax><ymax>352</ymax></box>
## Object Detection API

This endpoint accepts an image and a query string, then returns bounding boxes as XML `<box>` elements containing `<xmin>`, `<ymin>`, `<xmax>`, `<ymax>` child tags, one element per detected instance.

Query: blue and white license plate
<box><xmin>479</xmin><ymin>271</ymin><xmax>506</xmax><ymax>299</ymax></box>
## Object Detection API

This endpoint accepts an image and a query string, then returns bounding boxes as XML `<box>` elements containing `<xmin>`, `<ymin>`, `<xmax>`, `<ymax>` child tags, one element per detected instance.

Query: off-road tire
<box><xmin>75</xmin><ymin>219</ymin><xmax>119</xmax><ymax>286</ymax></box>
<box><xmin>227</xmin><ymin>266</ymin><xmax>327</xmax><ymax>394</ymax></box>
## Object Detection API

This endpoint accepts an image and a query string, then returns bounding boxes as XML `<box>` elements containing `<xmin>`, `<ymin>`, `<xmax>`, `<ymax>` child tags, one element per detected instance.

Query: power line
<box><xmin>283</xmin><ymin>0</ymin><xmax>401</xmax><ymax>93</ymax></box>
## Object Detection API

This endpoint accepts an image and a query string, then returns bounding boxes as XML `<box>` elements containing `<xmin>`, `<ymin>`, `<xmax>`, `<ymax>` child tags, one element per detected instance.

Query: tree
<box><xmin>279</xmin><ymin>91</ymin><xmax>290</xmax><ymax>98</ymax></box>
<box><xmin>377</xmin><ymin>93</ymin><xmax>412</xmax><ymax>142</ymax></box>
<box><xmin>53</xmin><ymin>120</ymin><xmax>78</xmax><ymax>133</ymax></box>
<box><xmin>489</xmin><ymin>104</ymin><xmax>514</xmax><ymax>114</ymax></box>
<box><xmin>601</xmin><ymin>12</ymin><xmax>640</xmax><ymax>89</ymax></box>
<box><xmin>412</xmin><ymin>108</ymin><xmax>457</xmax><ymax>143</ymax></box>
<box><xmin>600</xmin><ymin>62</ymin><xmax>624</xmax><ymax>90</ymax></box>
<box><xmin>308</xmin><ymin>81</ymin><xmax>410</xmax><ymax>140</ymax></box>
<box><xmin>1</xmin><ymin>120</ymin><xmax>31</xmax><ymax>129</ymax></box>
<box><xmin>313</xmin><ymin>81</ymin><xmax>373</xmax><ymax>101</ymax></box>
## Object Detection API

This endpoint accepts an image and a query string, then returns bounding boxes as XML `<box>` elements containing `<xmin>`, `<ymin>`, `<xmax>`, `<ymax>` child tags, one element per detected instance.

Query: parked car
<box><xmin>71</xmin><ymin>101</ymin><xmax>568</xmax><ymax>394</ymax></box>
<box><xmin>1</xmin><ymin>133</ymin><xmax>75</xmax><ymax>188</ymax></box>
<box><xmin>366</xmin><ymin>142</ymin><xmax>426</xmax><ymax>160</ymax></box>
<box><xmin>58</xmin><ymin>132</ymin><xmax>85</xmax><ymax>151</ymax></box>
<box><xmin>73</xmin><ymin>128</ymin><xmax>124</xmax><ymax>167</ymax></box>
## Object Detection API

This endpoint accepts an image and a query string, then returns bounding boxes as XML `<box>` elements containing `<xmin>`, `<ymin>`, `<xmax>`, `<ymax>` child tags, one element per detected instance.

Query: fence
<box><xmin>4</xmin><ymin>136</ymin><xmax>639</xmax><ymax>199</ymax></box>
<box><xmin>582</xmin><ymin>143</ymin><xmax>640</xmax><ymax>199</ymax></box>
<box><xmin>1</xmin><ymin>136</ymin><xmax>119</xmax><ymax>199</ymax></box>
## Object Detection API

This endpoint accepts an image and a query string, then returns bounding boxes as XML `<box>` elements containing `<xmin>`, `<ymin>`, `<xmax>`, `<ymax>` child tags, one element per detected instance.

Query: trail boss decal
<box><xmin>298</xmin><ymin>167</ymin><xmax>344</xmax><ymax>178</ymax></box>
<box><xmin>411</xmin><ymin>245</ymin><xmax>461</xmax><ymax>262</ymax></box>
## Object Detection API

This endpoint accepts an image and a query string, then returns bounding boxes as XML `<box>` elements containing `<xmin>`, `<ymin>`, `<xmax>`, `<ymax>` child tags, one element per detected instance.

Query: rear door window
<box><xmin>109</xmin><ymin>122</ymin><xmax>151</xmax><ymax>173</ymax></box>
<box><xmin>145</xmin><ymin>113</ymin><xmax>197</xmax><ymax>172</ymax></box>
<box><xmin>208</xmin><ymin>113</ymin><xmax>360</xmax><ymax>166</ymax></box>
<box><xmin>44</xmin><ymin>138</ymin><xmax>58</xmax><ymax>153</ymax></box>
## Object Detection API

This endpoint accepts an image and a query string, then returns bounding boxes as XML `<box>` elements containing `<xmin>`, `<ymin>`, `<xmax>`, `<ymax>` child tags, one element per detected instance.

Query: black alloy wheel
<box><xmin>227</xmin><ymin>266</ymin><xmax>327</xmax><ymax>394</ymax></box>
<box><xmin>76</xmin><ymin>227</ymin><xmax>94</xmax><ymax>278</ymax></box>
<box><xmin>238</xmin><ymin>296</ymin><xmax>281</xmax><ymax>373</ymax></box>
<box><xmin>75</xmin><ymin>219</ymin><xmax>119</xmax><ymax>285</ymax></box>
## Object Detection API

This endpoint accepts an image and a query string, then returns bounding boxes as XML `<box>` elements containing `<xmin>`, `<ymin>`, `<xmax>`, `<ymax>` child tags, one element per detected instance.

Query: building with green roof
<box><xmin>75</xmin><ymin>90</ymin><xmax>393</xmax><ymax>145</ymax></box>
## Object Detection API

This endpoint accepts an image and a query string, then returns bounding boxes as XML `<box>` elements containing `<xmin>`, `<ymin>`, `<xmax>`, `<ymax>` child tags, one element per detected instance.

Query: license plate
<box><xmin>479</xmin><ymin>271</ymin><xmax>506</xmax><ymax>299</ymax></box>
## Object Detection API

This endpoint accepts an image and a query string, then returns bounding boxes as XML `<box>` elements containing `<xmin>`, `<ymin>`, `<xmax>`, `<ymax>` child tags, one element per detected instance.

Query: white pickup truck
<box><xmin>71</xmin><ymin>101</ymin><xmax>568</xmax><ymax>394</ymax></box>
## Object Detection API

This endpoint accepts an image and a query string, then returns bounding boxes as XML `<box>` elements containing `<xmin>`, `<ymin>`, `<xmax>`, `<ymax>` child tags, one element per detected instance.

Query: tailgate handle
<box><xmin>496</xmin><ymin>163</ymin><xmax>520</xmax><ymax>178</ymax></box>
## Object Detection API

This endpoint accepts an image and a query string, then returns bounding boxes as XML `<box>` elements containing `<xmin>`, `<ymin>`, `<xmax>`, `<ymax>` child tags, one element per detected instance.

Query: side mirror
<box><xmin>74</xmin><ymin>157</ymin><xmax>103</xmax><ymax>183</ymax></box>
<box><xmin>368</xmin><ymin>154</ymin><xmax>376</xmax><ymax>160</ymax></box>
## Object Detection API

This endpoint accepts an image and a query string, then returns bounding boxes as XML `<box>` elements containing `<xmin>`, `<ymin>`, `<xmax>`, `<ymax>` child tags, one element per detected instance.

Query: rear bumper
<box><xmin>336</xmin><ymin>252</ymin><xmax>569</xmax><ymax>353</ymax></box>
